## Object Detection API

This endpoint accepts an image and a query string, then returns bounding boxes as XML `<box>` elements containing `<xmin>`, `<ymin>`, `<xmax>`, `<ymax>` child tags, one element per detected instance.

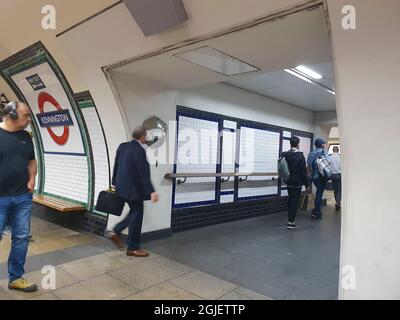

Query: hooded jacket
<box><xmin>282</xmin><ymin>149</ymin><xmax>309</xmax><ymax>188</ymax></box>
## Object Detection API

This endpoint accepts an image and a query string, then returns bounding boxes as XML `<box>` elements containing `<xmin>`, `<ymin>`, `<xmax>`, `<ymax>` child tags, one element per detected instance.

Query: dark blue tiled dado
<box><xmin>172</xmin><ymin>196</ymin><xmax>289</xmax><ymax>232</ymax></box>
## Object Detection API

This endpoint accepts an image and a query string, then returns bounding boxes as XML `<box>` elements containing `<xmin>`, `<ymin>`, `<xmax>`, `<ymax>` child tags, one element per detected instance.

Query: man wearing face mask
<box><xmin>0</xmin><ymin>101</ymin><xmax>38</xmax><ymax>293</ymax></box>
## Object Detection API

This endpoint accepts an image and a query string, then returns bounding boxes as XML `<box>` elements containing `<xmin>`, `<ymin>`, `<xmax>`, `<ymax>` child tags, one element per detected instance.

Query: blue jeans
<box><xmin>113</xmin><ymin>200</ymin><xmax>144</xmax><ymax>251</ymax></box>
<box><xmin>0</xmin><ymin>193</ymin><xmax>33</xmax><ymax>282</ymax></box>
<box><xmin>312</xmin><ymin>179</ymin><xmax>327</xmax><ymax>216</ymax></box>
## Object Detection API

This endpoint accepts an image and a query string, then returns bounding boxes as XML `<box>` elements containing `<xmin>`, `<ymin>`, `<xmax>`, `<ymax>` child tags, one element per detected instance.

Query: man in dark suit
<box><xmin>110</xmin><ymin>126</ymin><xmax>159</xmax><ymax>257</ymax></box>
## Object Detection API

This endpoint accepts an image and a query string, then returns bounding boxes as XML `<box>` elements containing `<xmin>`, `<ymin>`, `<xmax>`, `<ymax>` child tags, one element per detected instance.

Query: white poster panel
<box><xmin>299</xmin><ymin>136</ymin><xmax>311</xmax><ymax>161</ymax></box>
<box><xmin>175</xmin><ymin>116</ymin><xmax>219</xmax><ymax>205</ymax></box>
<box><xmin>11</xmin><ymin>62</ymin><xmax>85</xmax><ymax>155</ymax></box>
<box><xmin>282</xmin><ymin>139</ymin><xmax>291</xmax><ymax>153</ymax></box>
<box><xmin>238</xmin><ymin>127</ymin><xmax>280</xmax><ymax>198</ymax></box>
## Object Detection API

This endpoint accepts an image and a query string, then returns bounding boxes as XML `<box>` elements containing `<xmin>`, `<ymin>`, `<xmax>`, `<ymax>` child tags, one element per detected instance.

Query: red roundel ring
<box><xmin>38</xmin><ymin>92</ymin><xmax>69</xmax><ymax>146</ymax></box>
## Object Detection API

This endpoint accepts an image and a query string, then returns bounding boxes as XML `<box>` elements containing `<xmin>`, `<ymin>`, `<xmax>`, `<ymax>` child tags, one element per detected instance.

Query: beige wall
<box><xmin>328</xmin><ymin>0</ymin><xmax>400</xmax><ymax>299</ymax></box>
<box><xmin>0</xmin><ymin>0</ymin><xmax>116</xmax><ymax>96</ymax></box>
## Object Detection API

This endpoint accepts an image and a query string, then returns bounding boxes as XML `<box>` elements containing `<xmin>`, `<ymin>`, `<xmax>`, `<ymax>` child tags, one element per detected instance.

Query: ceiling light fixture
<box><xmin>284</xmin><ymin>69</ymin><xmax>314</xmax><ymax>84</ymax></box>
<box><xmin>284</xmin><ymin>68</ymin><xmax>336</xmax><ymax>96</ymax></box>
<box><xmin>295</xmin><ymin>65</ymin><xmax>323</xmax><ymax>79</ymax></box>
<box><xmin>174</xmin><ymin>46</ymin><xmax>260</xmax><ymax>76</ymax></box>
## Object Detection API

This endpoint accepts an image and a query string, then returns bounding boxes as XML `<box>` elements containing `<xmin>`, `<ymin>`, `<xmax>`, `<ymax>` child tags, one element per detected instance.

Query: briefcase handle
<box><xmin>107</xmin><ymin>187</ymin><xmax>117</xmax><ymax>193</ymax></box>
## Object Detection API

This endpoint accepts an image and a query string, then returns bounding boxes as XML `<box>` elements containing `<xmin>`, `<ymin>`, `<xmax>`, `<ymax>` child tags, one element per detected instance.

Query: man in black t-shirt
<box><xmin>0</xmin><ymin>101</ymin><xmax>38</xmax><ymax>293</ymax></box>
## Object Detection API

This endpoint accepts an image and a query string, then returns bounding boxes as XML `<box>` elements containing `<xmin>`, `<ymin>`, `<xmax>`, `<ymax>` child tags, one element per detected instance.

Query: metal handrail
<box><xmin>165</xmin><ymin>172</ymin><xmax>278</xmax><ymax>179</ymax></box>
<box><xmin>165</xmin><ymin>172</ymin><xmax>278</xmax><ymax>185</ymax></box>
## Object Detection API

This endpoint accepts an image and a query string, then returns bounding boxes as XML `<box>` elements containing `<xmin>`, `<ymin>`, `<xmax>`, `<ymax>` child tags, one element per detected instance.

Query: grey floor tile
<box><xmin>170</xmin><ymin>270</ymin><xmax>237</xmax><ymax>300</ymax></box>
<box><xmin>59</xmin><ymin>254</ymin><xmax>126</xmax><ymax>281</ymax></box>
<box><xmin>124</xmin><ymin>282</ymin><xmax>202</xmax><ymax>300</ymax></box>
<box><xmin>111</xmin><ymin>260</ymin><xmax>187</xmax><ymax>291</ymax></box>
<box><xmin>53</xmin><ymin>274</ymin><xmax>137</xmax><ymax>300</ymax></box>
<box><xmin>321</xmin><ymin>267</ymin><xmax>340</xmax><ymax>283</ymax></box>
<box><xmin>23</xmin><ymin>251</ymin><xmax>77</xmax><ymax>275</ymax></box>
<box><xmin>61</xmin><ymin>244</ymin><xmax>106</xmax><ymax>260</ymax></box>
<box><xmin>218</xmin><ymin>287</ymin><xmax>272</xmax><ymax>300</ymax></box>
<box><xmin>275</xmin><ymin>255</ymin><xmax>338</xmax><ymax>277</ymax></box>
<box><xmin>145</xmin><ymin>206</ymin><xmax>341</xmax><ymax>300</ymax></box>
<box><xmin>0</xmin><ymin>287</ymin><xmax>12</xmax><ymax>300</ymax></box>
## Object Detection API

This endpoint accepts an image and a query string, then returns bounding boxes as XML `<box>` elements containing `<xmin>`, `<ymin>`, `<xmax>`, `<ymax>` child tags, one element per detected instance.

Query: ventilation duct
<box><xmin>123</xmin><ymin>0</ymin><xmax>188</xmax><ymax>37</ymax></box>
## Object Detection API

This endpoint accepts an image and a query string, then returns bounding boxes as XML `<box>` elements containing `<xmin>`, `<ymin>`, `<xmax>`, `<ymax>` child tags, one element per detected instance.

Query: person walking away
<box><xmin>307</xmin><ymin>138</ymin><xmax>330</xmax><ymax>219</ymax></box>
<box><xmin>109</xmin><ymin>126</ymin><xmax>160</xmax><ymax>257</ymax></box>
<box><xmin>329</xmin><ymin>146</ymin><xmax>342</xmax><ymax>211</ymax></box>
<box><xmin>281</xmin><ymin>136</ymin><xmax>311</xmax><ymax>229</ymax></box>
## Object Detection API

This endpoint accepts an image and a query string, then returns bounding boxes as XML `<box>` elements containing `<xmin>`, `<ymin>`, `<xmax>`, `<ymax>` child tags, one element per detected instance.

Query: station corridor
<box><xmin>0</xmin><ymin>193</ymin><xmax>339</xmax><ymax>300</ymax></box>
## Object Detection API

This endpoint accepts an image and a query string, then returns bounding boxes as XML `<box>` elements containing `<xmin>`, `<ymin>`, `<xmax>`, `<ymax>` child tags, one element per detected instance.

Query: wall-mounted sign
<box><xmin>36</xmin><ymin>92</ymin><xmax>73</xmax><ymax>146</ymax></box>
<box><xmin>26</xmin><ymin>74</ymin><xmax>46</xmax><ymax>91</ymax></box>
<box><xmin>37</xmin><ymin>109</ymin><xmax>74</xmax><ymax>128</ymax></box>
<box><xmin>10</xmin><ymin>62</ymin><xmax>85</xmax><ymax>154</ymax></box>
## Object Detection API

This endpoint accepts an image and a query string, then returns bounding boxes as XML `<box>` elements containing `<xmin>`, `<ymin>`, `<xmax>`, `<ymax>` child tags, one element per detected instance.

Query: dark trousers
<box><xmin>113</xmin><ymin>200</ymin><xmax>144</xmax><ymax>251</ymax></box>
<box><xmin>331</xmin><ymin>173</ymin><xmax>342</xmax><ymax>205</ymax></box>
<box><xmin>287</xmin><ymin>187</ymin><xmax>302</xmax><ymax>223</ymax></box>
<box><xmin>313</xmin><ymin>178</ymin><xmax>327</xmax><ymax>216</ymax></box>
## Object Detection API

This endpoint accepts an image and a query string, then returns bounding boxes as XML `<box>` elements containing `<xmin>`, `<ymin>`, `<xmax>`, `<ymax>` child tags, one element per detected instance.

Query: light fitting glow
<box><xmin>284</xmin><ymin>69</ymin><xmax>313</xmax><ymax>84</ymax></box>
<box><xmin>174</xmin><ymin>46</ymin><xmax>259</xmax><ymax>76</ymax></box>
<box><xmin>295</xmin><ymin>65</ymin><xmax>323</xmax><ymax>79</ymax></box>
<box><xmin>284</xmin><ymin>68</ymin><xmax>336</xmax><ymax>96</ymax></box>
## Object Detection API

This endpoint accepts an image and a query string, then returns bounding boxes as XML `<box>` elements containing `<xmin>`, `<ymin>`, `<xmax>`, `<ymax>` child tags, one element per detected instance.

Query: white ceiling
<box><xmin>113</xmin><ymin>5</ymin><xmax>336</xmax><ymax>112</ymax></box>
<box><xmin>227</xmin><ymin>62</ymin><xmax>336</xmax><ymax>111</ymax></box>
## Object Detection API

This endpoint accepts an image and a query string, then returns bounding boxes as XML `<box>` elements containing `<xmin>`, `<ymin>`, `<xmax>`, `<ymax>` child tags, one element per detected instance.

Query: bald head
<box><xmin>2</xmin><ymin>101</ymin><xmax>32</xmax><ymax>131</ymax></box>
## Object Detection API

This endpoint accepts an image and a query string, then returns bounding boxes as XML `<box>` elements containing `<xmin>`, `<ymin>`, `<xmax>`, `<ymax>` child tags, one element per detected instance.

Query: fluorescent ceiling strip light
<box><xmin>295</xmin><ymin>65</ymin><xmax>323</xmax><ymax>79</ymax></box>
<box><xmin>284</xmin><ymin>69</ymin><xmax>336</xmax><ymax>96</ymax></box>
<box><xmin>174</xmin><ymin>46</ymin><xmax>259</xmax><ymax>76</ymax></box>
<box><xmin>284</xmin><ymin>69</ymin><xmax>314</xmax><ymax>84</ymax></box>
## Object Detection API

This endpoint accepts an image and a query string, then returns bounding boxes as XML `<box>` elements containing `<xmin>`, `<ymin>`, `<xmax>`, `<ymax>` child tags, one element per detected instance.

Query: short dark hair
<box><xmin>132</xmin><ymin>126</ymin><xmax>147</xmax><ymax>140</ymax></box>
<box><xmin>290</xmin><ymin>136</ymin><xmax>300</xmax><ymax>148</ymax></box>
<box><xmin>333</xmin><ymin>146</ymin><xmax>340</xmax><ymax>153</ymax></box>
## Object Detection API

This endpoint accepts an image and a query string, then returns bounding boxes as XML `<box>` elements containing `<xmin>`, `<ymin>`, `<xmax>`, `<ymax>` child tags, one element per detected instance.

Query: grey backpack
<box><xmin>278</xmin><ymin>155</ymin><xmax>290</xmax><ymax>183</ymax></box>
<box><xmin>316</xmin><ymin>155</ymin><xmax>332</xmax><ymax>180</ymax></box>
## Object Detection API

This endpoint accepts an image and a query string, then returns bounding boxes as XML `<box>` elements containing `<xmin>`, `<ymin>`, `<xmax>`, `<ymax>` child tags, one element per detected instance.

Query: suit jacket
<box><xmin>112</xmin><ymin>140</ymin><xmax>155</xmax><ymax>201</ymax></box>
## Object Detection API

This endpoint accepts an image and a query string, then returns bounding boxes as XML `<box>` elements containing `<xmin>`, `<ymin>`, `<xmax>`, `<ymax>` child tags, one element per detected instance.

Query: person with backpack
<box><xmin>328</xmin><ymin>146</ymin><xmax>342</xmax><ymax>211</ymax></box>
<box><xmin>278</xmin><ymin>136</ymin><xmax>311</xmax><ymax>229</ymax></box>
<box><xmin>307</xmin><ymin>138</ymin><xmax>330</xmax><ymax>219</ymax></box>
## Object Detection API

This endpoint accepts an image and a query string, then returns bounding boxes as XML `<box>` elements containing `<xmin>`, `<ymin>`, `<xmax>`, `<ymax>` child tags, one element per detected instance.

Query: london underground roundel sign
<box><xmin>37</xmin><ymin>92</ymin><xmax>71</xmax><ymax>146</ymax></box>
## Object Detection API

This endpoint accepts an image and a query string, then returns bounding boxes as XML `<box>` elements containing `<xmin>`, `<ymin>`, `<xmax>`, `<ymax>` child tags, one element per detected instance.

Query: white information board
<box><xmin>175</xmin><ymin>116</ymin><xmax>219</xmax><ymax>205</ymax></box>
<box><xmin>238</xmin><ymin>127</ymin><xmax>280</xmax><ymax>198</ymax></box>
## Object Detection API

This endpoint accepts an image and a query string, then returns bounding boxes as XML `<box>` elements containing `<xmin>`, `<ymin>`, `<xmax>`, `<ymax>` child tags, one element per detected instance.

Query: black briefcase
<box><xmin>95</xmin><ymin>189</ymin><xmax>125</xmax><ymax>216</ymax></box>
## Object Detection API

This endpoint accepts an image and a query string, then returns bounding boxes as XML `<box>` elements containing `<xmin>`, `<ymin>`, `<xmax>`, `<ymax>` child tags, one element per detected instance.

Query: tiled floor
<box><xmin>145</xmin><ymin>192</ymin><xmax>341</xmax><ymax>300</ymax></box>
<box><xmin>0</xmin><ymin>218</ymin><xmax>270</xmax><ymax>300</ymax></box>
<box><xmin>0</xmin><ymin>192</ymin><xmax>340</xmax><ymax>300</ymax></box>
<box><xmin>0</xmin><ymin>217</ymin><xmax>99</xmax><ymax>263</ymax></box>
<box><xmin>0</xmin><ymin>250</ymin><xmax>269</xmax><ymax>300</ymax></box>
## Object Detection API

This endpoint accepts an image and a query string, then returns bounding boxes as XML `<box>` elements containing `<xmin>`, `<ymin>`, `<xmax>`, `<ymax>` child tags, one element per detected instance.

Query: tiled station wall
<box><xmin>172</xmin><ymin>106</ymin><xmax>313</xmax><ymax>231</ymax></box>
